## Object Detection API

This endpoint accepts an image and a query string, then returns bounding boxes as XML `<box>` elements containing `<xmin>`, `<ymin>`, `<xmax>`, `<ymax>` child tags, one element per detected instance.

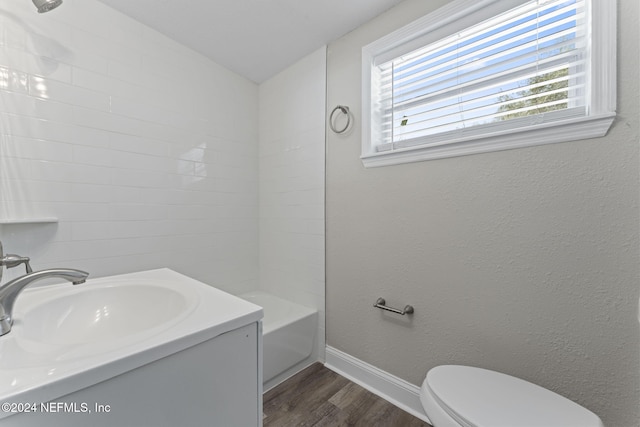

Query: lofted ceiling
<box><xmin>96</xmin><ymin>0</ymin><xmax>406</xmax><ymax>83</ymax></box>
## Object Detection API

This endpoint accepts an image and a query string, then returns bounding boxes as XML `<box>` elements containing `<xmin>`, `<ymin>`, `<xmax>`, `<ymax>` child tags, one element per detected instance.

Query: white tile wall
<box><xmin>258</xmin><ymin>47</ymin><xmax>327</xmax><ymax>360</ymax></box>
<box><xmin>0</xmin><ymin>0</ymin><xmax>259</xmax><ymax>294</ymax></box>
<box><xmin>0</xmin><ymin>2</ymin><xmax>327</xmax><ymax>361</ymax></box>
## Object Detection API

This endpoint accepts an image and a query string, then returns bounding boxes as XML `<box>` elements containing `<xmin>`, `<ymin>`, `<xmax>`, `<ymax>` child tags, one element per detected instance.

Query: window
<box><xmin>361</xmin><ymin>0</ymin><xmax>616</xmax><ymax>167</ymax></box>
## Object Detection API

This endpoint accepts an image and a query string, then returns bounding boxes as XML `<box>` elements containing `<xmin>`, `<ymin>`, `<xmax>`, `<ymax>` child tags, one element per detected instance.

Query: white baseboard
<box><xmin>324</xmin><ymin>346</ymin><xmax>431</xmax><ymax>424</ymax></box>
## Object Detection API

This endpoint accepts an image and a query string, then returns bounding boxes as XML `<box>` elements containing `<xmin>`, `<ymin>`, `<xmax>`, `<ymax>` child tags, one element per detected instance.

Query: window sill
<box><xmin>361</xmin><ymin>113</ymin><xmax>616</xmax><ymax>168</ymax></box>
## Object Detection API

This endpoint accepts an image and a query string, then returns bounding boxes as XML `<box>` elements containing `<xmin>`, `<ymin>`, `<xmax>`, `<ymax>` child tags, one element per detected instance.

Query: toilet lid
<box><xmin>426</xmin><ymin>365</ymin><xmax>603</xmax><ymax>427</ymax></box>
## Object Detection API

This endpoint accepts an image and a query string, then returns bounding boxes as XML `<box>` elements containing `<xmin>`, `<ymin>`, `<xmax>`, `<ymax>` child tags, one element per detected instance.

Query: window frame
<box><xmin>361</xmin><ymin>0</ymin><xmax>616</xmax><ymax>168</ymax></box>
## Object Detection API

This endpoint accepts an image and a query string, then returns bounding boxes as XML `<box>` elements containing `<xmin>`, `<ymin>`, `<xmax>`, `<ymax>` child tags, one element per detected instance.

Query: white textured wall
<box><xmin>326</xmin><ymin>1</ymin><xmax>639</xmax><ymax>426</ymax></box>
<box><xmin>258</xmin><ymin>46</ymin><xmax>326</xmax><ymax>360</ymax></box>
<box><xmin>0</xmin><ymin>0</ymin><xmax>259</xmax><ymax>293</ymax></box>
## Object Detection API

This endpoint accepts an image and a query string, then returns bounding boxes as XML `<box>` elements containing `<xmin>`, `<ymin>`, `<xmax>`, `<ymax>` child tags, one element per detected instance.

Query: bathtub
<box><xmin>240</xmin><ymin>291</ymin><xmax>318</xmax><ymax>385</ymax></box>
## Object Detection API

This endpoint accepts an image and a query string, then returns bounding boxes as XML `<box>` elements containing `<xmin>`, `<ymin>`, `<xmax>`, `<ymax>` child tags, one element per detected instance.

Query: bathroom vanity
<box><xmin>0</xmin><ymin>269</ymin><xmax>264</xmax><ymax>427</ymax></box>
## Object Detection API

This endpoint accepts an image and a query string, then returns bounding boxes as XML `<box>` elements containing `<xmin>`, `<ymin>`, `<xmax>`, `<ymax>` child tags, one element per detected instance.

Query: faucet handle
<box><xmin>0</xmin><ymin>254</ymin><xmax>33</xmax><ymax>274</ymax></box>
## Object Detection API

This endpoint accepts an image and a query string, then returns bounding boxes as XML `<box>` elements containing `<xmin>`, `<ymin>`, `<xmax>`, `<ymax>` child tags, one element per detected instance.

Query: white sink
<box><xmin>20</xmin><ymin>284</ymin><xmax>191</xmax><ymax>345</ymax></box>
<box><xmin>0</xmin><ymin>268</ymin><xmax>263</xmax><ymax>414</ymax></box>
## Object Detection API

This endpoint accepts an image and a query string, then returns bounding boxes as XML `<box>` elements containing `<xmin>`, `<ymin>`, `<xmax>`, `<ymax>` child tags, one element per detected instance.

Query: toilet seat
<box><xmin>421</xmin><ymin>365</ymin><xmax>604</xmax><ymax>427</ymax></box>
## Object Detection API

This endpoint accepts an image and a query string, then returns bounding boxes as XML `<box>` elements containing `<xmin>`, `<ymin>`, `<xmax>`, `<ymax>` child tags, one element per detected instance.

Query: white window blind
<box><xmin>360</xmin><ymin>0</ymin><xmax>621</xmax><ymax>170</ymax></box>
<box><xmin>375</xmin><ymin>0</ymin><xmax>586</xmax><ymax>153</ymax></box>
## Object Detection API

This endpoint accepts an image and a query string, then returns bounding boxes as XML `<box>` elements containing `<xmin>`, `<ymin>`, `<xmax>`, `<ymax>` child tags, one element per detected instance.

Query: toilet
<box><xmin>420</xmin><ymin>365</ymin><xmax>604</xmax><ymax>427</ymax></box>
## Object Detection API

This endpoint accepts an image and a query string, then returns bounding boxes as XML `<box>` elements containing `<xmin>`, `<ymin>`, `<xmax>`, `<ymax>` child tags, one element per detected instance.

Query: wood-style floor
<box><xmin>263</xmin><ymin>363</ymin><xmax>432</xmax><ymax>427</ymax></box>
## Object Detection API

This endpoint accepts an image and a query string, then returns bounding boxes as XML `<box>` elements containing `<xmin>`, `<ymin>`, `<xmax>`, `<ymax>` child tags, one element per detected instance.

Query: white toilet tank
<box><xmin>420</xmin><ymin>365</ymin><xmax>604</xmax><ymax>427</ymax></box>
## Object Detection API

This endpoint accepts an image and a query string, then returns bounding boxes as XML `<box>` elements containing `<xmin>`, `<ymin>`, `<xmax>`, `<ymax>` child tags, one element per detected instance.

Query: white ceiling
<box><xmin>96</xmin><ymin>0</ymin><xmax>406</xmax><ymax>83</ymax></box>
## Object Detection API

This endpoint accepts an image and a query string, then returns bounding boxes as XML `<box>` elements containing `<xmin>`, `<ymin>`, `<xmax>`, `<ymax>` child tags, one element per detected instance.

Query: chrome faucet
<box><xmin>0</xmin><ymin>241</ymin><xmax>89</xmax><ymax>336</ymax></box>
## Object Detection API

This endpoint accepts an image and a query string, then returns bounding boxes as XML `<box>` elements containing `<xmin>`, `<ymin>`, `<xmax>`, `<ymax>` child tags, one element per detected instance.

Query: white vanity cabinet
<box><xmin>2</xmin><ymin>322</ymin><xmax>263</xmax><ymax>427</ymax></box>
<box><xmin>0</xmin><ymin>269</ymin><xmax>264</xmax><ymax>427</ymax></box>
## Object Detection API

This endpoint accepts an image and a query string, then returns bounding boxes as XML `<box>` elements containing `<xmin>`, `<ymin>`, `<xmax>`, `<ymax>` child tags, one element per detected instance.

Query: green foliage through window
<box><xmin>496</xmin><ymin>68</ymin><xmax>569</xmax><ymax>120</ymax></box>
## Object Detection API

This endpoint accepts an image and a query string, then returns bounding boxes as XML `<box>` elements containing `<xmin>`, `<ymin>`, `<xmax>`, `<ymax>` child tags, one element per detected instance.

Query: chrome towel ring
<box><xmin>329</xmin><ymin>105</ymin><xmax>351</xmax><ymax>134</ymax></box>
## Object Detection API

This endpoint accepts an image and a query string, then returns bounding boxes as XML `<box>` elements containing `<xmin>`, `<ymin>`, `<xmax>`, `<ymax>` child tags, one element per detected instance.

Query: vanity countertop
<box><xmin>0</xmin><ymin>268</ymin><xmax>263</xmax><ymax>414</ymax></box>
